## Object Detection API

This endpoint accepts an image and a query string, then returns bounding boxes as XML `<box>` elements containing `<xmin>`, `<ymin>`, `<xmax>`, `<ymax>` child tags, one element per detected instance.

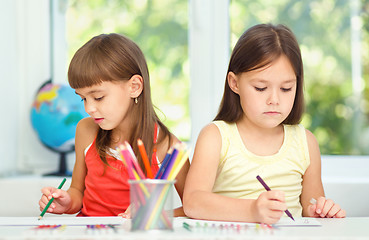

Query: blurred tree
<box><xmin>66</xmin><ymin>0</ymin><xmax>369</xmax><ymax>153</ymax></box>
<box><xmin>231</xmin><ymin>0</ymin><xmax>369</xmax><ymax>155</ymax></box>
<box><xmin>66</xmin><ymin>0</ymin><xmax>190</xmax><ymax>141</ymax></box>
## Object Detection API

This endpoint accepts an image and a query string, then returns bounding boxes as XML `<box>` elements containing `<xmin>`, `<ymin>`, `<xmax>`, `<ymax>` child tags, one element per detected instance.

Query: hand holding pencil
<box><xmin>254</xmin><ymin>175</ymin><xmax>294</xmax><ymax>224</ymax></box>
<box><xmin>39</xmin><ymin>178</ymin><xmax>69</xmax><ymax>219</ymax></box>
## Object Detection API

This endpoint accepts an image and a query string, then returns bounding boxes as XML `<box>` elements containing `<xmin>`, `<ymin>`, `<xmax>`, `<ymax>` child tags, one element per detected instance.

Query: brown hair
<box><xmin>68</xmin><ymin>33</ymin><xmax>171</xmax><ymax>173</ymax></box>
<box><xmin>214</xmin><ymin>23</ymin><xmax>304</xmax><ymax>124</ymax></box>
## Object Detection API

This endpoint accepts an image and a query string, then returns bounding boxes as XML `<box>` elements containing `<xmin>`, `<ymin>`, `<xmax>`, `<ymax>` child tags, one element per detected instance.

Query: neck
<box><xmin>237</xmin><ymin>117</ymin><xmax>283</xmax><ymax>138</ymax></box>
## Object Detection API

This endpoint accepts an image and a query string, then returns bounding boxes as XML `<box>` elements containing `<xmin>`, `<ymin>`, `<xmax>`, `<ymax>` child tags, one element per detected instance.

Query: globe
<box><xmin>30</xmin><ymin>82</ymin><xmax>88</xmax><ymax>176</ymax></box>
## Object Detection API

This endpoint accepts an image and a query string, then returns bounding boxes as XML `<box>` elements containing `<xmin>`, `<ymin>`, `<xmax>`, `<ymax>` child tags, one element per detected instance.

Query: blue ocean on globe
<box><xmin>30</xmin><ymin>83</ymin><xmax>88</xmax><ymax>152</ymax></box>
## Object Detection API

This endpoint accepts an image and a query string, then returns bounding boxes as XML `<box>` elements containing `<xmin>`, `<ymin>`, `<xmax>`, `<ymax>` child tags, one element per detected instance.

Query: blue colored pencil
<box><xmin>154</xmin><ymin>148</ymin><xmax>173</xmax><ymax>179</ymax></box>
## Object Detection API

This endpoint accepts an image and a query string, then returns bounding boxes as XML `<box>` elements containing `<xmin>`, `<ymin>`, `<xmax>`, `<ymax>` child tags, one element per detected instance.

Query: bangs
<box><xmin>247</xmin><ymin>52</ymin><xmax>281</xmax><ymax>73</ymax></box>
<box><xmin>68</xmin><ymin>36</ymin><xmax>129</xmax><ymax>89</ymax></box>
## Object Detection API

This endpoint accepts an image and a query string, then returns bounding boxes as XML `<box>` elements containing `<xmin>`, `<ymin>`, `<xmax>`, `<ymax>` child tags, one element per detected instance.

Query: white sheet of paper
<box><xmin>0</xmin><ymin>217</ymin><xmax>126</xmax><ymax>226</ymax></box>
<box><xmin>275</xmin><ymin>217</ymin><xmax>322</xmax><ymax>227</ymax></box>
<box><xmin>175</xmin><ymin>217</ymin><xmax>322</xmax><ymax>228</ymax></box>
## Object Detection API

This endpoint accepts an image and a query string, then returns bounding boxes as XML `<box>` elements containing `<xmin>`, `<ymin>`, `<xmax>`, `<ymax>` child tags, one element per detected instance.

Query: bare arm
<box><xmin>183</xmin><ymin>123</ymin><xmax>286</xmax><ymax>224</ymax></box>
<box><xmin>300</xmin><ymin>129</ymin><xmax>324</xmax><ymax>215</ymax></box>
<box><xmin>301</xmin><ymin>129</ymin><xmax>345</xmax><ymax>218</ymax></box>
<box><xmin>66</xmin><ymin>117</ymin><xmax>98</xmax><ymax>214</ymax></box>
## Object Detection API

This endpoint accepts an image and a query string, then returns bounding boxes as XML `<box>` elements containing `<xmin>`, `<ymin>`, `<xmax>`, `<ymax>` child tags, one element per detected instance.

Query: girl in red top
<box><xmin>38</xmin><ymin>33</ymin><xmax>190</xmax><ymax>217</ymax></box>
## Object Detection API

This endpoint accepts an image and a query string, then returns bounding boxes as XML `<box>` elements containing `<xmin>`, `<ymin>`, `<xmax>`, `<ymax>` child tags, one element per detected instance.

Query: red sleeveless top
<box><xmin>78</xmin><ymin>139</ymin><xmax>159</xmax><ymax>216</ymax></box>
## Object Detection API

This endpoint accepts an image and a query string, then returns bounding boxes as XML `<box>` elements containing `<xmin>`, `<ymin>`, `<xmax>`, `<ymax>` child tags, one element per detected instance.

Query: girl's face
<box><xmin>75</xmin><ymin>80</ymin><xmax>134</xmax><ymax>131</ymax></box>
<box><xmin>229</xmin><ymin>55</ymin><xmax>297</xmax><ymax>129</ymax></box>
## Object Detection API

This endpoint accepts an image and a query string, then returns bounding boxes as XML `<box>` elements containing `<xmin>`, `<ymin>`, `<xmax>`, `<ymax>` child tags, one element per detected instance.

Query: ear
<box><xmin>227</xmin><ymin>72</ymin><xmax>239</xmax><ymax>94</ymax></box>
<box><xmin>129</xmin><ymin>74</ymin><xmax>144</xmax><ymax>98</ymax></box>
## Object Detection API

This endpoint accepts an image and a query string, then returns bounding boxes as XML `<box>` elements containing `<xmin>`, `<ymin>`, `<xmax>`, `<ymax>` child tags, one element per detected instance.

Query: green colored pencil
<box><xmin>38</xmin><ymin>178</ymin><xmax>67</xmax><ymax>220</ymax></box>
<box><xmin>183</xmin><ymin>222</ymin><xmax>192</xmax><ymax>231</ymax></box>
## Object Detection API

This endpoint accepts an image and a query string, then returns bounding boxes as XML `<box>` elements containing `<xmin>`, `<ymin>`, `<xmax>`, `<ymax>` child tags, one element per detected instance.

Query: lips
<box><xmin>264</xmin><ymin>111</ymin><xmax>280</xmax><ymax>116</ymax></box>
<box><xmin>94</xmin><ymin>118</ymin><xmax>104</xmax><ymax>124</ymax></box>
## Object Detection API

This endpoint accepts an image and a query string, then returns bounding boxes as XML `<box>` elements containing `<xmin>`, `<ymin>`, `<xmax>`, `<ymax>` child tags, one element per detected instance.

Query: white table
<box><xmin>0</xmin><ymin>217</ymin><xmax>368</xmax><ymax>239</ymax></box>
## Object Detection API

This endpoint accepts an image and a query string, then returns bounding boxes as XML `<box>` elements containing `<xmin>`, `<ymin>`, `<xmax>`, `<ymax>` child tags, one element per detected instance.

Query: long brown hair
<box><xmin>215</xmin><ymin>23</ymin><xmax>304</xmax><ymax>124</ymax></box>
<box><xmin>68</xmin><ymin>33</ymin><xmax>171</xmax><ymax>173</ymax></box>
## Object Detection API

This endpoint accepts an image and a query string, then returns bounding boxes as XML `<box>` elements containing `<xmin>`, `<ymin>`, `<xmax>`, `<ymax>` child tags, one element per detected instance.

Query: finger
<box><xmin>306</xmin><ymin>204</ymin><xmax>319</xmax><ymax>217</ymax></box>
<box><xmin>39</xmin><ymin>195</ymin><xmax>51</xmax><ymax>209</ymax></box>
<box><xmin>267</xmin><ymin>190</ymin><xmax>285</xmax><ymax>202</ymax></box>
<box><xmin>41</xmin><ymin>194</ymin><xmax>50</xmax><ymax>203</ymax></box>
<box><xmin>315</xmin><ymin>196</ymin><xmax>326</xmax><ymax>215</ymax></box>
<box><xmin>41</xmin><ymin>187</ymin><xmax>56</xmax><ymax>196</ymax></box>
<box><xmin>334</xmin><ymin>209</ymin><xmax>346</xmax><ymax>218</ymax></box>
<box><xmin>269</xmin><ymin>199</ymin><xmax>287</xmax><ymax>211</ymax></box>
<box><xmin>51</xmin><ymin>189</ymin><xmax>66</xmax><ymax>199</ymax></box>
<box><xmin>39</xmin><ymin>200</ymin><xmax>53</xmax><ymax>213</ymax></box>
<box><xmin>39</xmin><ymin>200</ymin><xmax>45</xmax><ymax>211</ymax></box>
<box><xmin>326</xmin><ymin>203</ymin><xmax>341</xmax><ymax>218</ymax></box>
<box><xmin>320</xmin><ymin>199</ymin><xmax>334</xmax><ymax>217</ymax></box>
<box><xmin>262</xmin><ymin>213</ymin><xmax>282</xmax><ymax>225</ymax></box>
<box><xmin>121</xmin><ymin>213</ymin><xmax>129</xmax><ymax>218</ymax></box>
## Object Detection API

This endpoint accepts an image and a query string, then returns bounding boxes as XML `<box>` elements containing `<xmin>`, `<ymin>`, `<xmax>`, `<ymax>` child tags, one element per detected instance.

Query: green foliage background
<box><xmin>231</xmin><ymin>0</ymin><xmax>369</xmax><ymax>154</ymax></box>
<box><xmin>66</xmin><ymin>0</ymin><xmax>369</xmax><ymax>154</ymax></box>
<box><xmin>66</xmin><ymin>0</ymin><xmax>189</xmax><ymax>140</ymax></box>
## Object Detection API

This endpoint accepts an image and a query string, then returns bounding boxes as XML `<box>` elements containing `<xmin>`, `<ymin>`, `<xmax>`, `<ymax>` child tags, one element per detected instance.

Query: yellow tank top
<box><xmin>212</xmin><ymin>121</ymin><xmax>310</xmax><ymax>217</ymax></box>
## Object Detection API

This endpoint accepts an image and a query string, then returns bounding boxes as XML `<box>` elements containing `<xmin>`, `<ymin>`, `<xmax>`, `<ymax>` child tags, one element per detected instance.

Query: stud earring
<box><xmin>135</xmin><ymin>97</ymin><xmax>138</xmax><ymax>104</ymax></box>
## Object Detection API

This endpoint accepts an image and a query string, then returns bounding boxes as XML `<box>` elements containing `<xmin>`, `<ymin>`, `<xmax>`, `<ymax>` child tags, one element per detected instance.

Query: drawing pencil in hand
<box><xmin>256</xmin><ymin>175</ymin><xmax>295</xmax><ymax>221</ymax></box>
<box><xmin>38</xmin><ymin>177</ymin><xmax>67</xmax><ymax>220</ymax></box>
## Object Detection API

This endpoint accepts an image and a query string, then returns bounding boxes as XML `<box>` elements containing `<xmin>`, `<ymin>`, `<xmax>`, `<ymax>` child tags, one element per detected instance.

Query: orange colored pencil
<box><xmin>137</xmin><ymin>139</ymin><xmax>154</xmax><ymax>178</ymax></box>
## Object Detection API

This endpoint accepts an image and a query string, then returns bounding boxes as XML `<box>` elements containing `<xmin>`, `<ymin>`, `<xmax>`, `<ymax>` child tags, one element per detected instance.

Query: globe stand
<box><xmin>43</xmin><ymin>145</ymin><xmax>74</xmax><ymax>177</ymax></box>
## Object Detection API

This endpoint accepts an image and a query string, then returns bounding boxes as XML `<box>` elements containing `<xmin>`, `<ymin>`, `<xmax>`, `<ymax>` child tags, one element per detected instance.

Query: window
<box><xmin>66</xmin><ymin>0</ymin><xmax>190</xmax><ymax>141</ymax></box>
<box><xmin>231</xmin><ymin>0</ymin><xmax>369</xmax><ymax>154</ymax></box>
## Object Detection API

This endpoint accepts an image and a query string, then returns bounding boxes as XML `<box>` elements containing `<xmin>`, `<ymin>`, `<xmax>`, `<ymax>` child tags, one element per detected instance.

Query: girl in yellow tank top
<box><xmin>183</xmin><ymin>23</ymin><xmax>345</xmax><ymax>225</ymax></box>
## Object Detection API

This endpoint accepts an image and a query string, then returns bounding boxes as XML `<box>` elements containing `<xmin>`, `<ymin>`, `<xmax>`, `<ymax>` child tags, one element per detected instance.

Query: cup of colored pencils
<box><xmin>129</xmin><ymin>179</ymin><xmax>176</xmax><ymax>231</ymax></box>
<box><xmin>117</xmin><ymin>139</ymin><xmax>190</xmax><ymax>232</ymax></box>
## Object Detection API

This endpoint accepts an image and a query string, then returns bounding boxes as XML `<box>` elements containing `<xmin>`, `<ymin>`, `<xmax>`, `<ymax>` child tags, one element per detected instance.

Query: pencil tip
<box><xmin>38</xmin><ymin>216</ymin><xmax>42</xmax><ymax>220</ymax></box>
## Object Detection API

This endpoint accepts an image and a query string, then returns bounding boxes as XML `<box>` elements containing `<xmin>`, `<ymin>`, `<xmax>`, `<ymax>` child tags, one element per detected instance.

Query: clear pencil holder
<box><xmin>129</xmin><ymin>179</ymin><xmax>175</xmax><ymax>232</ymax></box>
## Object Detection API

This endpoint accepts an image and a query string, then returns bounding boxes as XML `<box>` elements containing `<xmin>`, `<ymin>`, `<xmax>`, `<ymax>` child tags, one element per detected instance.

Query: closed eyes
<box><xmin>254</xmin><ymin>87</ymin><xmax>292</xmax><ymax>92</ymax></box>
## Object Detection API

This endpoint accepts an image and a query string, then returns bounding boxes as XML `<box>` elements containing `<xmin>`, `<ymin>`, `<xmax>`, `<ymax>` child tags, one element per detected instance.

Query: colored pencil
<box><xmin>118</xmin><ymin>144</ymin><xmax>136</xmax><ymax>179</ymax></box>
<box><xmin>154</xmin><ymin>147</ymin><xmax>173</xmax><ymax>179</ymax></box>
<box><xmin>124</xmin><ymin>141</ymin><xmax>146</xmax><ymax>179</ymax></box>
<box><xmin>168</xmin><ymin>148</ymin><xmax>190</xmax><ymax>180</ymax></box>
<box><xmin>137</xmin><ymin>139</ymin><xmax>154</xmax><ymax>178</ymax></box>
<box><xmin>183</xmin><ymin>222</ymin><xmax>192</xmax><ymax>231</ymax></box>
<box><xmin>118</xmin><ymin>140</ymin><xmax>190</xmax><ymax>230</ymax></box>
<box><xmin>38</xmin><ymin>178</ymin><xmax>67</xmax><ymax>220</ymax></box>
<box><xmin>160</xmin><ymin>147</ymin><xmax>179</xmax><ymax>179</ymax></box>
<box><xmin>256</xmin><ymin>175</ymin><xmax>295</xmax><ymax>221</ymax></box>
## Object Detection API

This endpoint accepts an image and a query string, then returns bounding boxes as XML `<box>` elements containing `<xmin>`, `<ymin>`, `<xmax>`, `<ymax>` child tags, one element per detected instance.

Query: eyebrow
<box><xmin>74</xmin><ymin>89</ymin><xmax>104</xmax><ymax>96</ymax></box>
<box><xmin>251</xmin><ymin>78</ymin><xmax>296</xmax><ymax>84</ymax></box>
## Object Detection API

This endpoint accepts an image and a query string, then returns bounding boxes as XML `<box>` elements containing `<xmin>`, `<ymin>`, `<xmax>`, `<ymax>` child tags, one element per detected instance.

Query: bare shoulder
<box><xmin>199</xmin><ymin>122</ymin><xmax>222</xmax><ymax>139</ymax></box>
<box><xmin>185</xmin><ymin>122</ymin><xmax>222</xmax><ymax>191</ymax></box>
<box><xmin>305</xmin><ymin>129</ymin><xmax>319</xmax><ymax>150</ymax></box>
<box><xmin>191</xmin><ymin>122</ymin><xmax>222</xmax><ymax>151</ymax></box>
<box><xmin>192</xmin><ymin>122</ymin><xmax>222</xmax><ymax>162</ymax></box>
<box><xmin>304</xmin><ymin>128</ymin><xmax>321</xmax><ymax>165</ymax></box>
<box><xmin>75</xmin><ymin>117</ymin><xmax>99</xmax><ymax>151</ymax></box>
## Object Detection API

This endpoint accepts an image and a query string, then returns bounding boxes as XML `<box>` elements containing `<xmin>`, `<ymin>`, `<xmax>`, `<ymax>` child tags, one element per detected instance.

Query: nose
<box><xmin>267</xmin><ymin>89</ymin><xmax>279</xmax><ymax>105</ymax></box>
<box><xmin>84</xmin><ymin>101</ymin><xmax>97</xmax><ymax>115</ymax></box>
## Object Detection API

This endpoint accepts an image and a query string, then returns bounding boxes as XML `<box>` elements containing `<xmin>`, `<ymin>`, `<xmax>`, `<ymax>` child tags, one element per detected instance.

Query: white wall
<box><xmin>0</xmin><ymin>0</ymin><xmax>72</xmax><ymax>176</ymax></box>
<box><xmin>0</xmin><ymin>0</ymin><xmax>18</xmax><ymax>175</ymax></box>
<box><xmin>322</xmin><ymin>155</ymin><xmax>369</xmax><ymax>217</ymax></box>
